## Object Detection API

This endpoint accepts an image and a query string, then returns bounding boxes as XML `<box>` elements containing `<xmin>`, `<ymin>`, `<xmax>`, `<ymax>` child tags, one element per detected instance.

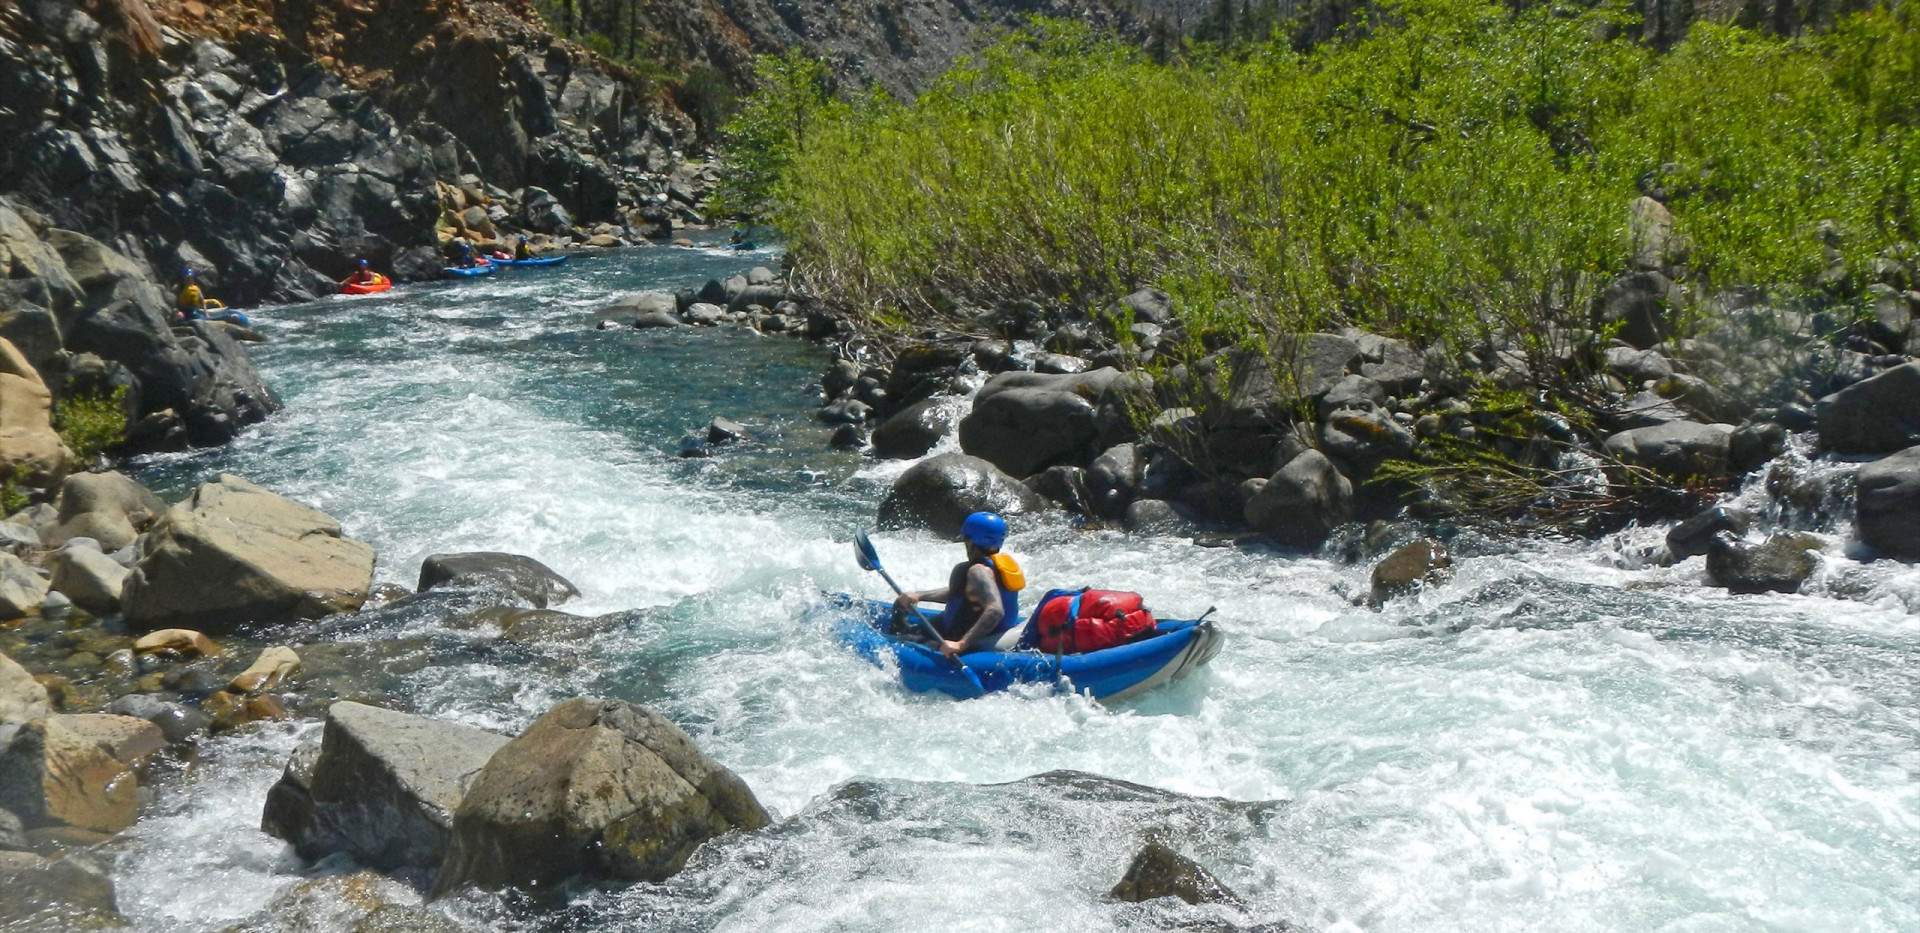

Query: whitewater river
<box><xmin>111</xmin><ymin>247</ymin><xmax>1919</xmax><ymax>932</ymax></box>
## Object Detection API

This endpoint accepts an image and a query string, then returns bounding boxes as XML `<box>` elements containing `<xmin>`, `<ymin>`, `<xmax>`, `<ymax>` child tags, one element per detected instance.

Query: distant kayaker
<box><xmin>341</xmin><ymin>258</ymin><xmax>380</xmax><ymax>287</ymax></box>
<box><xmin>890</xmin><ymin>512</ymin><xmax>1026</xmax><ymax>658</ymax></box>
<box><xmin>453</xmin><ymin>242</ymin><xmax>478</xmax><ymax>268</ymax></box>
<box><xmin>514</xmin><ymin>235</ymin><xmax>533</xmax><ymax>261</ymax></box>
<box><xmin>174</xmin><ymin>269</ymin><xmax>209</xmax><ymax>322</ymax></box>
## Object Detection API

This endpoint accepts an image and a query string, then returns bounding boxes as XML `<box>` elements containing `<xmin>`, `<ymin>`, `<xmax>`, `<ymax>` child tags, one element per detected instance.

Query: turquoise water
<box><xmin>111</xmin><ymin>247</ymin><xmax>1920</xmax><ymax>932</ymax></box>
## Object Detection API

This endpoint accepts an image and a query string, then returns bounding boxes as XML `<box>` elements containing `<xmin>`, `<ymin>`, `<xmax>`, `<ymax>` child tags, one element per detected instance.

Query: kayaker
<box><xmin>341</xmin><ymin>258</ymin><xmax>380</xmax><ymax>287</ymax></box>
<box><xmin>174</xmin><ymin>269</ymin><xmax>209</xmax><ymax>321</ymax></box>
<box><xmin>514</xmin><ymin>235</ymin><xmax>533</xmax><ymax>261</ymax></box>
<box><xmin>890</xmin><ymin>512</ymin><xmax>1025</xmax><ymax>659</ymax></box>
<box><xmin>453</xmin><ymin>242</ymin><xmax>478</xmax><ymax>268</ymax></box>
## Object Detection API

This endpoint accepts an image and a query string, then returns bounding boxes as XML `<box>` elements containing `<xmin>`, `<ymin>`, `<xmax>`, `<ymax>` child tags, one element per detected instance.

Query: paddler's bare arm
<box><xmin>941</xmin><ymin>564</ymin><xmax>1004</xmax><ymax>657</ymax></box>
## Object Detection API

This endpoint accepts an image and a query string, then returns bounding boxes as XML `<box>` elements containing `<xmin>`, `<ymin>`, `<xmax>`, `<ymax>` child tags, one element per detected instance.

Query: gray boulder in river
<box><xmin>1601</xmin><ymin>421</ymin><xmax>1734</xmax><ymax>480</ymax></box>
<box><xmin>871</xmin><ymin>397</ymin><xmax>962</xmax><ymax>460</ymax></box>
<box><xmin>1242</xmin><ymin>449</ymin><xmax>1353</xmax><ymax>550</ymax></box>
<box><xmin>431</xmin><ymin>697</ymin><xmax>770</xmax><ymax>897</ymax></box>
<box><xmin>122</xmin><ymin>475</ymin><xmax>376</xmax><ymax>633</ymax></box>
<box><xmin>878</xmin><ymin>453</ymin><xmax>1043</xmax><ymax>539</ymax></box>
<box><xmin>1816</xmin><ymin>361</ymin><xmax>1920</xmax><ymax>454</ymax></box>
<box><xmin>417</xmin><ymin>552</ymin><xmax>580</xmax><ymax>609</ymax></box>
<box><xmin>262</xmin><ymin>702</ymin><xmax>511</xmax><ymax>876</ymax></box>
<box><xmin>1855</xmin><ymin>445</ymin><xmax>1920</xmax><ymax>561</ymax></box>
<box><xmin>958</xmin><ymin>368</ymin><xmax>1125</xmax><ymax>478</ymax></box>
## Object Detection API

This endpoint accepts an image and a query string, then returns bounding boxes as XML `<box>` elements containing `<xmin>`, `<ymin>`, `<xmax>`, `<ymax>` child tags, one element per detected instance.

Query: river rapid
<box><xmin>110</xmin><ymin>246</ymin><xmax>1920</xmax><ymax>932</ymax></box>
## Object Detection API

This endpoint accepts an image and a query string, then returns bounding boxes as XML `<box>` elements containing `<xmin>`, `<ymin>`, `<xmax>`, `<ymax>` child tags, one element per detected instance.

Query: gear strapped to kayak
<box><xmin>1033</xmin><ymin>589</ymin><xmax>1158</xmax><ymax>654</ymax></box>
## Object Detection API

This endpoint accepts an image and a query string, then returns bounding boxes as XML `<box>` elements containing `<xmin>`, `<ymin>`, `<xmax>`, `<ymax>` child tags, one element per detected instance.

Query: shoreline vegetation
<box><xmin>724</xmin><ymin>0</ymin><xmax>1920</xmax><ymax>538</ymax></box>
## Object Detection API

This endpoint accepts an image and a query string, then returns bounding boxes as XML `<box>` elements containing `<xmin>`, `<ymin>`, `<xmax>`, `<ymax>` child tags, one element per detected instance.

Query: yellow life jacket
<box><xmin>176</xmin><ymin>283</ymin><xmax>202</xmax><ymax>308</ymax></box>
<box><xmin>989</xmin><ymin>552</ymin><xmax>1026</xmax><ymax>592</ymax></box>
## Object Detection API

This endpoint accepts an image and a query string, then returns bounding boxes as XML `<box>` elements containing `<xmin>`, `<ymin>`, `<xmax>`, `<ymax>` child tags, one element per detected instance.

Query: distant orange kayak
<box><xmin>342</xmin><ymin>274</ymin><xmax>392</xmax><ymax>295</ymax></box>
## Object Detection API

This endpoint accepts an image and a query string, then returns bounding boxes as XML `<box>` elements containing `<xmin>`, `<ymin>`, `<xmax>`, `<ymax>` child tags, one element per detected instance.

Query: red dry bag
<box><xmin>1034</xmin><ymin>590</ymin><xmax>1157</xmax><ymax>654</ymax></box>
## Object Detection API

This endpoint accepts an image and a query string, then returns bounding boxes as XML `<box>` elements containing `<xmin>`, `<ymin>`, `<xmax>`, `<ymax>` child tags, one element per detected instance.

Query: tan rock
<box><xmin>121</xmin><ymin>474</ymin><xmax>376</xmax><ymax>633</ymax></box>
<box><xmin>49</xmin><ymin>546</ymin><xmax>129</xmax><ymax>615</ymax></box>
<box><xmin>587</xmin><ymin>234</ymin><xmax>621</xmax><ymax>248</ymax></box>
<box><xmin>0</xmin><ymin>551</ymin><xmax>49</xmax><ymax>619</ymax></box>
<box><xmin>0</xmin><ymin>713</ymin><xmax>164</xmax><ymax>833</ymax></box>
<box><xmin>230</xmin><ymin>646</ymin><xmax>301</xmax><ymax>694</ymax></box>
<box><xmin>132</xmin><ymin>628</ymin><xmax>221</xmax><ymax>659</ymax></box>
<box><xmin>0</xmin><ymin>337</ymin><xmax>72</xmax><ymax>485</ymax></box>
<box><xmin>1368</xmin><ymin>538</ymin><xmax>1454</xmax><ymax>606</ymax></box>
<box><xmin>47</xmin><ymin>471</ymin><xmax>166</xmax><ymax>550</ymax></box>
<box><xmin>1</xmin><ymin>650</ymin><xmax>49</xmax><ymax>724</ymax></box>
<box><xmin>203</xmin><ymin>690</ymin><xmax>288</xmax><ymax>732</ymax></box>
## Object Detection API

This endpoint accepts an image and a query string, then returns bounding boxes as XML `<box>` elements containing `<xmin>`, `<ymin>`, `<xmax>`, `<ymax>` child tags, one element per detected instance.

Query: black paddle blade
<box><xmin>854</xmin><ymin>530</ymin><xmax>880</xmax><ymax>572</ymax></box>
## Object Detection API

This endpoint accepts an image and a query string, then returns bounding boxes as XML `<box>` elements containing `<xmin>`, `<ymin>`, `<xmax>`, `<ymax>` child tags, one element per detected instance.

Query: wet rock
<box><xmin>1032</xmin><ymin>465</ymin><xmax>1092</xmax><ymax>514</ymax></box>
<box><xmin>417</xmin><ymin>552</ymin><xmax>578</xmax><ymax>609</ymax></box>
<box><xmin>707</xmin><ymin>417</ymin><xmax>747</xmax><ymax>445</ymax></box>
<box><xmin>822</xmin><ymin>359</ymin><xmax>862</xmax><ymax>399</ymax></box>
<box><xmin>1706</xmin><ymin>533</ymin><xmax>1819</xmax><ymax>595</ymax></box>
<box><xmin>48</xmin><ymin>546</ymin><xmax>127</xmax><ymax>615</ymax></box>
<box><xmin>630</xmin><ymin>310</ymin><xmax>683</xmax><ymax>329</ymax></box>
<box><xmin>1601</xmin><ymin>421</ymin><xmax>1733</xmax><ymax>481</ymax></box>
<box><xmin>104</xmin><ymin>694</ymin><xmax>210</xmax><ymax>745</ymax></box>
<box><xmin>132</xmin><ymin>629</ymin><xmax>221</xmax><ymax>660</ymax></box>
<box><xmin>1368</xmin><ymin>539</ymin><xmax>1453</xmax><ymax>606</ymax></box>
<box><xmin>2</xmin><ymin>652</ymin><xmax>50</xmax><ymax>725</ymax></box>
<box><xmin>1666</xmin><ymin>506</ymin><xmax>1754</xmax><ymax>561</ymax></box>
<box><xmin>878</xmin><ymin>453</ymin><xmax>1043</xmax><ymax>539</ymax></box>
<box><xmin>1123</xmin><ymin>499</ymin><xmax>1196</xmax><ymax>535</ymax></box>
<box><xmin>1815</xmin><ymin>360</ymin><xmax>1920</xmax><ymax>454</ymax></box>
<box><xmin>684</xmin><ymin>302</ymin><xmax>726</xmax><ymax>325</ymax></box>
<box><xmin>0</xmin><ymin>552</ymin><xmax>50</xmax><ymax>620</ymax></box>
<box><xmin>828</xmin><ymin>424</ymin><xmax>865</xmax><ymax>449</ymax></box>
<box><xmin>958</xmin><ymin>368</ymin><xmax>1124</xmax><ymax>477</ymax></box>
<box><xmin>1087</xmin><ymin>443</ymin><xmax>1143</xmax><ymax>519</ymax></box>
<box><xmin>262</xmin><ymin>701</ymin><xmax>511</xmax><ymax>876</ymax></box>
<box><xmin>229</xmin><ymin>871</ymin><xmax>459</xmax><ymax>933</ymax></box>
<box><xmin>0</xmin><ymin>850</ymin><xmax>123</xmax><ymax>929</ymax></box>
<box><xmin>432</xmin><ymin>697</ymin><xmax>770</xmax><ymax>897</ymax></box>
<box><xmin>0</xmin><ymin>807</ymin><xmax>21</xmax><ymax>851</ymax></box>
<box><xmin>817</xmin><ymin>398</ymin><xmax>872</xmax><ymax>425</ymax></box>
<box><xmin>1728</xmin><ymin>422</ymin><xmax>1788</xmax><ymax>476</ymax></box>
<box><xmin>592</xmin><ymin>290</ymin><xmax>676</xmax><ymax>326</ymax></box>
<box><xmin>201</xmin><ymin>690</ymin><xmax>288</xmax><ymax>732</ymax></box>
<box><xmin>1243</xmin><ymin>449</ymin><xmax>1353</xmax><ymax>551</ymax></box>
<box><xmin>229</xmin><ymin>646</ymin><xmax>301</xmax><ymax>695</ymax></box>
<box><xmin>122</xmin><ymin>475</ymin><xmax>376</xmax><ymax>633</ymax></box>
<box><xmin>1109</xmin><ymin>839</ymin><xmax>1238</xmax><ymax>905</ymax></box>
<box><xmin>871</xmin><ymin>397</ymin><xmax>960</xmax><ymax>460</ymax></box>
<box><xmin>45</xmin><ymin>471</ymin><xmax>166</xmax><ymax>551</ymax></box>
<box><xmin>1855</xmin><ymin>446</ymin><xmax>1920</xmax><ymax>561</ymax></box>
<box><xmin>0</xmin><ymin>713</ymin><xmax>164</xmax><ymax>833</ymax></box>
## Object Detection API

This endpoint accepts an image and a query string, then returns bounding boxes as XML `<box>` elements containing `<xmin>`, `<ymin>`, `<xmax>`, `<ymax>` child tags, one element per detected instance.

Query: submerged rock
<box><xmin>0</xmin><ymin>850</ymin><xmax>123</xmax><ymax>929</ymax></box>
<box><xmin>1368</xmin><ymin>538</ymin><xmax>1453</xmax><ymax>606</ymax></box>
<box><xmin>1666</xmin><ymin>506</ymin><xmax>1754</xmax><ymax>561</ymax></box>
<box><xmin>1855</xmin><ymin>445</ymin><xmax>1920</xmax><ymax>561</ymax></box>
<box><xmin>228</xmin><ymin>871</ymin><xmax>459</xmax><ymax>933</ymax></box>
<box><xmin>432</xmin><ymin>697</ymin><xmax>769</xmax><ymax>898</ymax></box>
<box><xmin>263</xmin><ymin>701</ymin><xmax>511</xmax><ymax>876</ymax></box>
<box><xmin>878</xmin><ymin>453</ymin><xmax>1042</xmax><ymax>539</ymax></box>
<box><xmin>122</xmin><ymin>475</ymin><xmax>376</xmax><ymax>633</ymax></box>
<box><xmin>416</xmin><ymin>552</ymin><xmax>579</xmax><ymax>609</ymax></box>
<box><xmin>1705</xmin><ymin>533</ymin><xmax>1819</xmax><ymax>595</ymax></box>
<box><xmin>1109</xmin><ymin>839</ymin><xmax>1240</xmax><ymax>906</ymax></box>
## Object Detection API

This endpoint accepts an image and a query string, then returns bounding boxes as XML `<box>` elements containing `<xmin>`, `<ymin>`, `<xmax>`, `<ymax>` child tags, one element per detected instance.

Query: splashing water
<box><xmin>109</xmin><ymin>247</ymin><xmax>1920</xmax><ymax>932</ymax></box>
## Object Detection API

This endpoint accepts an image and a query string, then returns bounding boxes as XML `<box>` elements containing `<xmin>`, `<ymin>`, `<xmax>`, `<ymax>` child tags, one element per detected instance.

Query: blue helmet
<box><xmin>182</xmin><ymin>268</ymin><xmax>195</xmax><ymax>277</ymax></box>
<box><xmin>961</xmin><ymin>512</ymin><xmax>1008</xmax><ymax>549</ymax></box>
<box><xmin>357</xmin><ymin>258</ymin><xmax>368</xmax><ymax>267</ymax></box>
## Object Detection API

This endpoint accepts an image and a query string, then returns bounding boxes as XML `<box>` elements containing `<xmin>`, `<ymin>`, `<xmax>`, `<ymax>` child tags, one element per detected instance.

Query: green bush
<box><xmin>762</xmin><ymin>2</ymin><xmax>1920</xmax><ymax>378</ymax></box>
<box><xmin>54</xmin><ymin>386</ymin><xmax>129</xmax><ymax>466</ymax></box>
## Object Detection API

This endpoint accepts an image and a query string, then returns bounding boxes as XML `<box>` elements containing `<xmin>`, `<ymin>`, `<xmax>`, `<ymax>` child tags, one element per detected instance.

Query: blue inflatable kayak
<box><xmin>208</xmin><ymin>309</ymin><xmax>251</xmax><ymax>326</ymax></box>
<box><xmin>820</xmin><ymin>593</ymin><xmax>1222</xmax><ymax>701</ymax></box>
<box><xmin>495</xmin><ymin>255</ymin><xmax>568</xmax><ymax>267</ymax></box>
<box><xmin>445</xmin><ymin>261</ymin><xmax>495</xmax><ymax>277</ymax></box>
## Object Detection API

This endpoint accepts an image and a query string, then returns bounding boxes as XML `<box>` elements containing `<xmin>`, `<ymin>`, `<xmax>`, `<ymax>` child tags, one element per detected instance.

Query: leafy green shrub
<box><xmin>54</xmin><ymin>386</ymin><xmax>129</xmax><ymax>466</ymax></box>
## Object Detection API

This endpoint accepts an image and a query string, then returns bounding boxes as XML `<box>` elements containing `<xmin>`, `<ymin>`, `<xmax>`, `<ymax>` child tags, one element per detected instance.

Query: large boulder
<box><xmin>1666</xmin><ymin>505</ymin><xmax>1753</xmax><ymax>561</ymax></box>
<box><xmin>121</xmin><ymin>474</ymin><xmax>376</xmax><ymax>633</ymax></box>
<box><xmin>431</xmin><ymin>698</ymin><xmax>770</xmax><ymax>897</ymax></box>
<box><xmin>46</xmin><ymin>470</ymin><xmax>166</xmax><ymax>550</ymax></box>
<box><xmin>1368</xmin><ymin>538</ymin><xmax>1453</xmax><ymax>606</ymax></box>
<box><xmin>1243</xmin><ymin>449</ymin><xmax>1353</xmax><ymax>550</ymax></box>
<box><xmin>592</xmin><ymin>290</ymin><xmax>678</xmax><ymax>327</ymax></box>
<box><xmin>417</xmin><ymin>552</ymin><xmax>578</xmax><ymax>609</ymax></box>
<box><xmin>871</xmin><ymin>397</ymin><xmax>961</xmax><ymax>460</ymax></box>
<box><xmin>1601</xmin><ymin>421</ymin><xmax>1733</xmax><ymax>481</ymax></box>
<box><xmin>1856</xmin><ymin>446</ymin><xmax>1920</xmax><ymax>560</ymax></box>
<box><xmin>0</xmin><ymin>851</ymin><xmax>123</xmax><ymax>929</ymax></box>
<box><xmin>0</xmin><ymin>338</ymin><xmax>71</xmax><ymax>485</ymax></box>
<box><xmin>48</xmin><ymin>546</ymin><xmax>128</xmax><ymax>615</ymax></box>
<box><xmin>877</xmin><ymin>453</ymin><xmax>1043</xmax><ymax>538</ymax></box>
<box><xmin>0</xmin><ymin>714</ymin><xmax>164</xmax><ymax>833</ymax></box>
<box><xmin>1</xmin><ymin>652</ymin><xmax>49</xmax><ymax>724</ymax></box>
<box><xmin>0</xmin><ymin>552</ymin><xmax>50</xmax><ymax>620</ymax></box>
<box><xmin>1815</xmin><ymin>361</ymin><xmax>1920</xmax><ymax>454</ymax></box>
<box><xmin>958</xmin><ymin>369</ymin><xmax>1124</xmax><ymax>477</ymax></box>
<box><xmin>263</xmin><ymin>701</ymin><xmax>511</xmax><ymax>875</ymax></box>
<box><xmin>1705</xmin><ymin>534</ymin><xmax>1819</xmax><ymax>595</ymax></box>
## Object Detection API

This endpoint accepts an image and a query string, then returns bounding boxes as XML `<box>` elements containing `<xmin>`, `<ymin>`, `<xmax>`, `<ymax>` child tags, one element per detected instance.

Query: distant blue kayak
<box><xmin>208</xmin><ymin>309</ymin><xmax>251</xmax><ymax>326</ymax></box>
<box><xmin>445</xmin><ymin>262</ymin><xmax>496</xmax><ymax>278</ymax></box>
<box><xmin>819</xmin><ymin>593</ymin><xmax>1222</xmax><ymax>702</ymax></box>
<box><xmin>495</xmin><ymin>255</ymin><xmax>568</xmax><ymax>267</ymax></box>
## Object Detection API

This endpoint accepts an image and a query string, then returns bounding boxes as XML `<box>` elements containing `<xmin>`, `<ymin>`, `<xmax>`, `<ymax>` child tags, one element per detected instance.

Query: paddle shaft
<box><xmin>856</xmin><ymin>532</ymin><xmax>979</xmax><ymax>673</ymax></box>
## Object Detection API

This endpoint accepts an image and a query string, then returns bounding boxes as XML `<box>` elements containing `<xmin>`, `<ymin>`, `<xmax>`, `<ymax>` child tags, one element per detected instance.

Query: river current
<box><xmin>110</xmin><ymin>247</ymin><xmax>1920</xmax><ymax>932</ymax></box>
